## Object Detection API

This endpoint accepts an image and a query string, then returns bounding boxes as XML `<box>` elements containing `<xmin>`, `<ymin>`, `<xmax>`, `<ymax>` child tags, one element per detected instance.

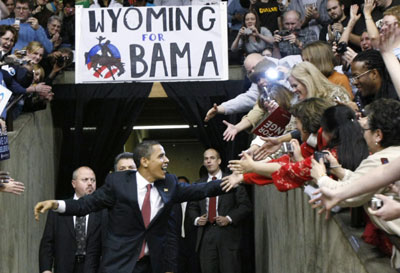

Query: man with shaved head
<box><xmin>39</xmin><ymin>166</ymin><xmax>102</xmax><ymax>273</ymax></box>
<box><xmin>187</xmin><ymin>148</ymin><xmax>252</xmax><ymax>273</ymax></box>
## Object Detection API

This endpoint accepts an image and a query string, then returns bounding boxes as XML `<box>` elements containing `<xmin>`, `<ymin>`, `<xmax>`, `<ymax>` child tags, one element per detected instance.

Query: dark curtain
<box><xmin>51</xmin><ymin>83</ymin><xmax>152</xmax><ymax>198</ymax></box>
<box><xmin>161</xmin><ymin>80</ymin><xmax>250</xmax><ymax>168</ymax></box>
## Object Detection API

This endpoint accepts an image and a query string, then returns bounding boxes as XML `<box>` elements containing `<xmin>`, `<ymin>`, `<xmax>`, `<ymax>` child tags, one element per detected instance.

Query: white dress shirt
<box><xmin>194</xmin><ymin>170</ymin><xmax>232</xmax><ymax>225</ymax></box>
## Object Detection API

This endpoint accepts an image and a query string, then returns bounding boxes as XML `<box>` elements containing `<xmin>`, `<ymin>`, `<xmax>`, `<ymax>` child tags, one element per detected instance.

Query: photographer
<box><xmin>310</xmin><ymin>99</ymin><xmax>400</xmax><ymax>269</ymax></box>
<box><xmin>40</xmin><ymin>47</ymin><xmax>73</xmax><ymax>84</ymax></box>
<box><xmin>45</xmin><ymin>15</ymin><xmax>62</xmax><ymax>50</ymax></box>
<box><xmin>272</xmin><ymin>10</ymin><xmax>317</xmax><ymax>58</ymax></box>
<box><xmin>0</xmin><ymin>0</ymin><xmax>53</xmax><ymax>53</ymax></box>
<box><xmin>231</xmin><ymin>10</ymin><xmax>274</xmax><ymax>55</ymax></box>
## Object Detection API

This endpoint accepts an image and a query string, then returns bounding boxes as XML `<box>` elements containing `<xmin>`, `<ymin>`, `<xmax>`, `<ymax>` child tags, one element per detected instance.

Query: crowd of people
<box><xmin>212</xmin><ymin>0</ymin><xmax>400</xmax><ymax>269</ymax></box>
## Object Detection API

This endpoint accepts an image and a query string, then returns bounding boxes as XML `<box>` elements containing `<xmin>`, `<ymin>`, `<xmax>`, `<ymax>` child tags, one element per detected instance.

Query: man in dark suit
<box><xmin>35</xmin><ymin>140</ymin><xmax>227</xmax><ymax>273</ymax></box>
<box><xmin>187</xmin><ymin>148</ymin><xmax>252</xmax><ymax>273</ymax></box>
<box><xmin>39</xmin><ymin>166</ymin><xmax>102</xmax><ymax>273</ymax></box>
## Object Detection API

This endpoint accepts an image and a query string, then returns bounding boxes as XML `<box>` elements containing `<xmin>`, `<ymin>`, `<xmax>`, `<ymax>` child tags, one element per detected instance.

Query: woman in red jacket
<box><xmin>222</xmin><ymin>100</ymin><xmax>369</xmax><ymax>192</ymax></box>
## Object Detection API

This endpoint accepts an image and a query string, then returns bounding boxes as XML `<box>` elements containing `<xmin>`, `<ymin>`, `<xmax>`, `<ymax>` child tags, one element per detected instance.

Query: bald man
<box><xmin>39</xmin><ymin>166</ymin><xmax>102</xmax><ymax>273</ymax></box>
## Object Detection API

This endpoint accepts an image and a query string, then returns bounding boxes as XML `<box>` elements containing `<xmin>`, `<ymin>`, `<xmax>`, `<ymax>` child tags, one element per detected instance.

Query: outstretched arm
<box><xmin>310</xmin><ymin>156</ymin><xmax>400</xmax><ymax>218</ymax></box>
<box><xmin>34</xmin><ymin>200</ymin><xmax>59</xmax><ymax>221</ymax></box>
<box><xmin>378</xmin><ymin>23</ymin><xmax>400</xmax><ymax>98</ymax></box>
<box><xmin>0</xmin><ymin>180</ymin><xmax>25</xmax><ymax>195</ymax></box>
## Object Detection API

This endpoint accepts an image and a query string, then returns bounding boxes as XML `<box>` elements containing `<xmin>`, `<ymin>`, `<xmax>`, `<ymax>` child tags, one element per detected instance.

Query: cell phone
<box><xmin>14</xmin><ymin>18</ymin><xmax>20</xmax><ymax>25</ymax></box>
<box><xmin>381</xmin><ymin>158</ymin><xmax>389</xmax><ymax>165</ymax></box>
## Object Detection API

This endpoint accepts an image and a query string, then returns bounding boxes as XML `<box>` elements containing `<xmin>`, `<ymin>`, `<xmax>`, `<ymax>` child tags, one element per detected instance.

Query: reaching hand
<box><xmin>221</xmin><ymin>173</ymin><xmax>244</xmax><ymax>192</ymax></box>
<box><xmin>253</xmin><ymin>137</ymin><xmax>282</xmax><ymax>160</ymax></box>
<box><xmin>35</xmin><ymin>83</ymin><xmax>52</xmax><ymax>97</ymax></box>
<box><xmin>223</xmin><ymin>120</ymin><xmax>238</xmax><ymax>141</ymax></box>
<box><xmin>204</xmin><ymin>103</ymin><xmax>220</xmax><ymax>122</ymax></box>
<box><xmin>368</xmin><ymin>194</ymin><xmax>400</xmax><ymax>221</ymax></box>
<box><xmin>228</xmin><ymin>152</ymin><xmax>255</xmax><ymax>174</ymax></box>
<box><xmin>309</xmin><ymin>187</ymin><xmax>341</xmax><ymax>219</ymax></box>
<box><xmin>0</xmin><ymin>180</ymin><xmax>24</xmax><ymax>195</ymax></box>
<box><xmin>34</xmin><ymin>200</ymin><xmax>58</xmax><ymax>221</ymax></box>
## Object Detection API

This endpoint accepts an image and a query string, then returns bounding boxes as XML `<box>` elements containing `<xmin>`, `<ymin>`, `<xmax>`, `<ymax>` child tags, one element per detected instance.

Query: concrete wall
<box><xmin>0</xmin><ymin>107</ymin><xmax>57</xmax><ymax>273</ymax></box>
<box><xmin>254</xmin><ymin>185</ymin><xmax>396</xmax><ymax>273</ymax></box>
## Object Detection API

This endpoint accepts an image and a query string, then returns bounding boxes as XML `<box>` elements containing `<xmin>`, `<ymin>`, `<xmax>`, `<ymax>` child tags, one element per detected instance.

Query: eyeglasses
<box><xmin>350</xmin><ymin>70</ymin><xmax>372</xmax><ymax>84</ymax></box>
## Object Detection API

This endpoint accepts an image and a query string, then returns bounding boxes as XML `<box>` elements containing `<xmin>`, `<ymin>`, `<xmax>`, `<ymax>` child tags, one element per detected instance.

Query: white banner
<box><xmin>75</xmin><ymin>3</ymin><xmax>228</xmax><ymax>83</ymax></box>
<box><xmin>0</xmin><ymin>85</ymin><xmax>12</xmax><ymax>114</ymax></box>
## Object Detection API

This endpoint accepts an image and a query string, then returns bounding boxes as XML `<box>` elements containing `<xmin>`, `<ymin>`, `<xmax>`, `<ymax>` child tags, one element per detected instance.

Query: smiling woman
<box><xmin>289</xmin><ymin>61</ymin><xmax>350</xmax><ymax>103</ymax></box>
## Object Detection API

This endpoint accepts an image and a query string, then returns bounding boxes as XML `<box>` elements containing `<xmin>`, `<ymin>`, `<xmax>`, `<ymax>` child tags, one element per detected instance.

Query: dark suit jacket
<box><xmin>39</xmin><ymin>209</ymin><xmax>102</xmax><ymax>273</ymax></box>
<box><xmin>63</xmin><ymin>171</ymin><xmax>224</xmax><ymax>273</ymax></box>
<box><xmin>187</xmin><ymin>175</ymin><xmax>252</xmax><ymax>252</ymax></box>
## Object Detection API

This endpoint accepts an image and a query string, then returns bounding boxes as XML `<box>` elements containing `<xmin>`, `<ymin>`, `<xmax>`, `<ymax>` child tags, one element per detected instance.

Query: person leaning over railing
<box><xmin>222</xmin><ymin>101</ymin><xmax>369</xmax><ymax>192</ymax></box>
<box><xmin>310</xmin><ymin>99</ymin><xmax>400</xmax><ymax>268</ymax></box>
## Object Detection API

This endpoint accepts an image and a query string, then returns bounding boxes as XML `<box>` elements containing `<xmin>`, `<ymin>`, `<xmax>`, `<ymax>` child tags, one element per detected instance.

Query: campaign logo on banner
<box><xmin>85</xmin><ymin>37</ymin><xmax>125</xmax><ymax>79</ymax></box>
<box><xmin>75</xmin><ymin>4</ymin><xmax>228</xmax><ymax>83</ymax></box>
<box><xmin>0</xmin><ymin>85</ymin><xmax>12</xmax><ymax>114</ymax></box>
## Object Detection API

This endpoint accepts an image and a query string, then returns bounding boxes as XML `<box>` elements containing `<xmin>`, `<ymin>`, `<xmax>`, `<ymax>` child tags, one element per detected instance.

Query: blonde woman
<box><xmin>250</xmin><ymin>62</ymin><xmax>351</xmax><ymax>160</ymax></box>
<box><xmin>24</xmin><ymin>41</ymin><xmax>45</xmax><ymax>64</ymax></box>
<box><xmin>289</xmin><ymin>61</ymin><xmax>349</xmax><ymax>102</ymax></box>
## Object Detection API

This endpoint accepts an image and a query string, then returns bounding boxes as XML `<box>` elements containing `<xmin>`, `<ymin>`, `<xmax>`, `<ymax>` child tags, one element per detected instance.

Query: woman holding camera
<box><xmin>311</xmin><ymin>99</ymin><xmax>400</xmax><ymax>266</ymax></box>
<box><xmin>231</xmin><ymin>10</ymin><xmax>274</xmax><ymax>55</ymax></box>
<box><xmin>222</xmin><ymin>100</ymin><xmax>369</xmax><ymax>192</ymax></box>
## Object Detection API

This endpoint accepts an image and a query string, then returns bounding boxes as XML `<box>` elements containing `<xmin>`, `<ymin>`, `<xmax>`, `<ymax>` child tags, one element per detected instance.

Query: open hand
<box><xmin>223</xmin><ymin>120</ymin><xmax>238</xmax><ymax>141</ymax></box>
<box><xmin>34</xmin><ymin>200</ymin><xmax>58</xmax><ymax>221</ymax></box>
<box><xmin>221</xmin><ymin>173</ymin><xmax>244</xmax><ymax>192</ymax></box>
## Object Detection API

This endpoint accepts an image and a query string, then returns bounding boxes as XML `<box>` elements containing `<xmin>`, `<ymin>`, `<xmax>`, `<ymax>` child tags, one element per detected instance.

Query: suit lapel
<box><xmin>66</xmin><ymin>215</ymin><xmax>75</xmax><ymax>238</ymax></box>
<box><xmin>129</xmin><ymin>171</ymin><xmax>145</xmax><ymax>227</ymax></box>
<box><xmin>147</xmin><ymin>179</ymin><xmax>169</xmax><ymax>229</ymax></box>
<box><xmin>86</xmin><ymin>212</ymin><xmax>98</xmax><ymax>237</ymax></box>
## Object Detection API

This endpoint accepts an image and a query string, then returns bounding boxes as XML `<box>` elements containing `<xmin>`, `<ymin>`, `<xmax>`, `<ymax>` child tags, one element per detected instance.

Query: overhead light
<box><xmin>133</xmin><ymin>125</ymin><xmax>191</xmax><ymax>130</ymax></box>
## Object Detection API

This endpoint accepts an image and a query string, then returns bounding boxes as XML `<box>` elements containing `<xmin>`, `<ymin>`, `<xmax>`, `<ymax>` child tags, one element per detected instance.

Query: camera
<box><xmin>333</xmin><ymin>31</ymin><xmax>341</xmax><ymax>43</ymax></box>
<box><xmin>56</xmin><ymin>56</ymin><xmax>68</xmax><ymax>67</ymax></box>
<box><xmin>244</xmin><ymin>28</ymin><xmax>253</xmax><ymax>35</ymax></box>
<box><xmin>282</xmin><ymin>142</ymin><xmax>293</xmax><ymax>155</ymax></box>
<box><xmin>314</xmin><ymin>151</ymin><xmax>330</xmax><ymax>169</ymax></box>
<box><xmin>370</xmin><ymin>197</ymin><xmax>383</xmax><ymax>210</ymax></box>
<box><xmin>336</xmin><ymin>41</ymin><xmax>348</xmax><ymax>54</ymax></box>
<box><xmin>277</xmin><ymin>30</ymin><xmax>291</xmax><ymax>37</ymax></box>
<box><xmin>265</xmin><ymin>68</ymin><xmax>284</xmax><ymax>81</ymax></box>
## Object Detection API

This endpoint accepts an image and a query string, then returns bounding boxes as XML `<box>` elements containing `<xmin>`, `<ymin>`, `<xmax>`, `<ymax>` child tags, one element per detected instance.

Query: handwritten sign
<box><xmin>75</xmin><ymin>4</ymin><xmax>228</xmax><ymax>83</ymax></box>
